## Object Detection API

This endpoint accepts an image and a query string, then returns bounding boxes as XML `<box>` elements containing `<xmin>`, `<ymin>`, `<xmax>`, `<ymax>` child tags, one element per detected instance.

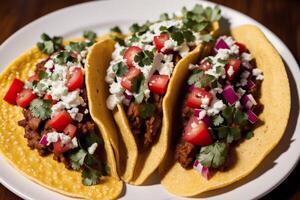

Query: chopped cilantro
<box><xmin>65</xmin><ymin>41</ymin><xmax>87</xmax><ymax>53</ymax></box>
<box><xmin>221</xmin><ymin>106</ymin><xmax>235</xmax><ymax>124</ymax></box>
<box><xmin>195</xmin><ymin>74</ymin><xmax>215</xmax><ymax>88</ymax></box>
<box><xmin>37</xmin><ymin>33</ymin><xmax>63</xmax><ymax>55</ymax></box>
<box><xmin>187</xmin><ymin>70</ymin><xmax>203</xmax><ymax>85</ymax></box>
<box><xmin>112</xmin><ymin>62</ymin><xmax>128</xmax><ymax>77</ymax></box>
<box><xmin>129</xmin><ymin>23</ymin><xmax>150</xmax><ymax>35</ymax></box>
<box><xmin>110</xmin><ymin>34</ymin><xmax>126</xmax><ymax>46</ymax></box>
<box><xmin>213</xmin><ymin>115</ymin><xmax>224</xmax><ymax>126</ymax></box>
<box><xmin>159</xmin><ymin>13</ymin><xmax>170</xmax><ymax>21</ymax></box>
<box><xmin>53</xmin><ymin>51</ymin><xmax>77</xmax><ymax>65</ymax></box>
<box><xmin>134</xmin><ymin>76</ymin><xmax>146</xmax><ymax>103</ymax></box>
<box><xmin>83</xmin><ymin>30</ymin><xmax>97</xmax><ymax>42</ymax></box>
<box><xmin>110</xmin><ymin>26</ymin><xmax>122</xmax><ymax>34</ymax></box>
<box><xmin>182</xmin><ymin>30</ymin><xmax>196</xmax><ymax>42</ymax></box>
<box><xmin>139</xmin><ymin>104</ymin><xmax>155</xmax><ymax>119</ymax></box>
<box><xmin>38</xmin><ymin>71</ymin><xmax>49</xmax><ymax>80</ymax></box>
<box><xmin>227</xmin><ymin>127</ymin><xmax>241</xmax><ymax>143</ymax></box>
<box><xmin>170</xmin><ymin>31</ymin><xmax>184</xmax><ymax>45</ymax></box>
<box><xmin>134</xmin><ymin>50</ymin><xmax>154</xmax><ymax>67</ymax></box>
<box><xmin>82</xmin><ymin>168</ymin><xmax>102</xmax><ymax>186</ymax></box>
<box><xmin>234</xmin><ymin>109</ymin><xmax>248</xmax><ymax>126</ymax></box>
<box><xmin>198</xmin><ymin>141</ymin><xmax>228</xmax><ymax>168</ymax></box>
<box><xmin>131</xmin><ymin>76</ymin><xmax>142</xmax><ymax>93</ymax></box>
<box><xmin>29</xmin><ymin>99</ymin><xmax>52</xmax><ymax>120</ymax></box>
<box><xmin>69</xmin><ymin>149</ymin><xmax>87</xmax><ymax>170</ymax></box>
<box><xmin>245</xmin><ymin>131</ymin><xmax>254</xmax><ymax>140</ymax></box>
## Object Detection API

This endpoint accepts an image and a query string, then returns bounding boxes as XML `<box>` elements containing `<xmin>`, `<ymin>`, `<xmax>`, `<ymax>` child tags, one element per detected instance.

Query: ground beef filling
<box><xmin>174</xmin><ymin>101</ymin><xmax>196</xmax><ymax>169</ymax></box>
<box><xmin>126</xmin><ymin>93</ymin><xmax>163</xmax><ymax>148</ymax></box>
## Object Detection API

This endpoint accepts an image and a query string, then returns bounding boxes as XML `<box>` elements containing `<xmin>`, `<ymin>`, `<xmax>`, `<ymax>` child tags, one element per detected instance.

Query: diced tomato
<box><xmin>198</xmin><ymin>60</ymin><xmax>212</xmax><ymax>71</ymax></box>
<box><xmin>43</xmin><ymin>94</ymin><xmax>57</xmax><ymax>104</ymax></box>
<box><xmin>225</xmin><ymin>59</ymin><xmax>241</xmax><ymax>81</ymax></box>
<box><xmin>183</xmin><ymin>116</ymin><xmax>212</xmax><ymax>146</ymax></box>
<box><xmin>53</xmin><ymin>140</ymin><xmax>72</xmax><ymax>154</ymax></box>
<box><xmin>49</xmin><ymin>111</ymin><xmax>72</xmax><ymax>131</ymax></box>
<box><xmin>153</xmin><ymin>33</ymin><xmax>170</xmax><ymax>53</ymax></box>
<box><xmin>123</xmin><ymin>46</ymin><xmax>142</xmax><ymax>68</ymax></box>
<box><xmin>121</xmin><ymin>67</ymin><xmax>141</xmax><ymax>91</ymax></box>
<box><xmin>67</xmin><ymin>67</ymin><xmax>84</xmax><ymax>91</ymax></box>
<box><xmin>235</xmin><ymin>42</ymin><xmax>247</xmax><ymax>54</ymax></box>
<box><xmin>63</xmin><ymin>124</ymin><xmax>77</xmax><ymax>138</ymax></box>
<box><xmin>3</xmin><ymin>79</ymin><xmax>25</xmax><ymax>105</ymax></box>
<box><xmin>16</xmin><ymin>89</ymin><xmax>37</xmax><ymax>108</ymax></box>
<box><xmin>148</xmin><ymin>75</ymin><xmax>169</xmax><ymax>95</ymax></box>
<box><xmin>28</xmin><ymin>74</ymin><xmax>39</xmax><ymax>82</ymax></box>
<box><xmin>186</xmin><ymin>88</ymin><xmax>213</xmax><ymax>108</ymax></box>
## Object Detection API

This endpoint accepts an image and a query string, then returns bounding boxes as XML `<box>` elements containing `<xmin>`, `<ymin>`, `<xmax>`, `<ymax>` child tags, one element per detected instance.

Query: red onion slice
<box><xmin>123</xmin><ymin>90</ymin><xmax>133</xmax><ymax>106</ymax></box>
<box><xmin>247</xmin><ymin>110</ymin><xmax>258</xmax><ymax>124</ymax></box>
<box><xmin>247</xmin><ymin>80</ymin><xmax>256</xmax><ymax>90</ymax></box>
<box><xmin>222</xmin><ymin>85</ymin><xmax>239</xmax><ymax>105</ymax></box>
<box><xmin>39</xmin><ymin>135</ymin><xmax>48</xmax><ymax>145</ymax></box>
<box><xmin>241</xmin><ymin>94</ymin><xmax>257</xmax><ymax>110</ymax></box>
<box><xmin>214</xmin><ymin>38</ymin><xmax>229</xmax><ymax>53</ymax></box>
<box><xmin>193</xmin><ymin>160</ymin><xmax>210</xmax><ymax>180</ymax></box>
<box><xmin>194</xmin><ymin>109</ymin><xmax>212</xmax><ymax>127</ymax></box>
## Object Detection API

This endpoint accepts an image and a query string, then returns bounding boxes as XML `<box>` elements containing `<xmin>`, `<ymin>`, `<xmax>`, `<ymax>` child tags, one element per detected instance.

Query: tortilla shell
<box><xmin>0</xmin><ymin>37</ymin><xmax>123</xmax><ymax>200</ymax></box>
<box><xmin>159</xmin><ymin>24</ymin><xmax>291</xmax><ymax>197</ymax></box>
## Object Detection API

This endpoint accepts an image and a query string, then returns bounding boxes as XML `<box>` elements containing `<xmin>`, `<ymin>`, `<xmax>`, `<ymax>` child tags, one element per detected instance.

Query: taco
<box><xmin>87</xmin><ymin>4</ymin><xmax>221</xmax><ymax>184</ymax></box>
<box><xmin>159</xmin><ymin>24</ymin><xmax>290</xmax><ymax>196</ymax></box>
<box><xmin>0</xmin><ymin>32</ymin><xmax>123</xmax><ymax>199</ymax></box>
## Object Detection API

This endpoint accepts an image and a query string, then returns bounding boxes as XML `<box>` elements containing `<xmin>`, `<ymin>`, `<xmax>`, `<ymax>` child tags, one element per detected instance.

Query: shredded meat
<box><xmin>175</xmin><ymin>140</ymin><xmax>196</xmax><ymax>169</ymax></box>
<box><xmin>126</xmin><ymin>94</ymin><xmax>163</xmax><ymax>147</ymax></box>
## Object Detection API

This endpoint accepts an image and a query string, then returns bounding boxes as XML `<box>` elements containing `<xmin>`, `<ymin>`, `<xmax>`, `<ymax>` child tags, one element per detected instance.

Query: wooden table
<box><xmin>0</xmin><ymin>0</ymin><xmax>299</xmax><ymax>199</ymax></box>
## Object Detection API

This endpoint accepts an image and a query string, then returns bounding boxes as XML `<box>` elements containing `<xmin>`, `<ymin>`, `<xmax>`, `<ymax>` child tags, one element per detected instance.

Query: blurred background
<box><xmin>0</xmin><ymin>0</ymin><xmax>299</xmax><ymax>199</ymax></box>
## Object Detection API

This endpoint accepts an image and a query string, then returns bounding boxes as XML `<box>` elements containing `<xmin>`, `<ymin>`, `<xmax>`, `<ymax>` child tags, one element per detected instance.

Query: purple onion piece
<box><xmin>202</xmin><ymin>115</ymin><xmax>212</xmax><ymax>127</ymax></box>
<box><xmin>193</xmin><ymin>160</ymin><xmax>210</xmax><ymax>180</ymax></box>
<box><xmin>247</xmin><ymin>110</ymin><xmax>258</xmax><ymax>124</ymax></box>
<box><xmin>189</xmin><ymin>84</ymin><xmax>195</xmax><ymax>92</ymax></box>
<box><xmin>214</xmin><ymin>38</ymin><xmax>229</xmax><ymax>53</ymax></box>
<box><xmin>247</xmin><ymin>80</ymin><xmax>256</xmax><ymax>90</ymax></box>
<box><xmin>123</xmin><ymin>90</ymin><xmax>133</xmax><ymax>106</ymax></box>
<box><xmin>39</xmin><ymin>135</ymin><xmax>48</xmax><ymax>145</ymax></box>
<box><xmin>222</xmin><ymin>85</ymin><xmax>239</xmax><ymax>105</ymax></box>
<box><xmin>194</xmin><ymin>108</ymin><xmax>201</xmax><ymax>117</ymax></box>
<box><xmin>241</xmin><ymin>94</ymin><xmax>257</xmax><ymax>110</ymax></box>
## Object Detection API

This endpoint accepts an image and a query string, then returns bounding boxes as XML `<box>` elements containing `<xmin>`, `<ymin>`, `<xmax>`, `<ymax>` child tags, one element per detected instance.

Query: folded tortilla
<box><xmin>0</xmin><ymin>37</ymin><xmax>123</xmax><ymax>200</ymax></box>
<box><xmin>158</xmin><ymin>24</ymin><xmax>291</xmax><ymax>196</ymax></box>
<box><xmin>87</xmin><ymin>22</ymin><xmax>219</xmax><ymax>185</ymax></box>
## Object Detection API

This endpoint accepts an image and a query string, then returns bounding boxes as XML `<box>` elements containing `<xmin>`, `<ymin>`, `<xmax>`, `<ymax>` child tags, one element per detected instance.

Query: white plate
<box><xmin>0</xmin><ymin>0</ymin><xmax>299</xmax><ymax>199</ymax></box>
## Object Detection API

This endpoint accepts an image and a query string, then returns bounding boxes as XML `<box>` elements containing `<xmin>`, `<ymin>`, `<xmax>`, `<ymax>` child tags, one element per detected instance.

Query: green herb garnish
<box><xmin>112</xmin><ymin>62</ymin><xmax>128</xmax><ymax>77</ymax></box>
<box><xmin>69</xmin><ymin>149</ymin><xmax>87</xmax><ymax>170</ymax></box>
<box><xmin>83</xmin><ymin>30</ymin><xmax>97</xmax><ymax>42</ymax></box>
<box><xmin>37</xmin><ymin>33</ymin><xmax>63</xmax><ymax>55</ymax></box>
<box><xmin>139</xmin><ymin>103</ymin><xmax>155</xmax><ymax>119</ymax></box>
<box><xmin>134</xmin><ymin>50</ymin><xmax>154</xmax><ymax>67</ymax></box>
<box><xmin>198</xmin><ymin>141</ymin><xmax>228</xmax><ymax>168</ymax></box>
<box><xmin>110</xmin><ymin>26</ymin><xmax>122</xmax><ymax>34</ymax></box>
<box><xmin>29</xmin><ymin>99</ymin><xmax>52</xmax><ymax>120</ymax></box>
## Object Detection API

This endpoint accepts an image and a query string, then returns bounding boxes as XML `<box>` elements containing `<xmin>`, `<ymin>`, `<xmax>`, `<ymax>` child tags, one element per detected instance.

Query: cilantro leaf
<box><xmin>199</xmin><ymin>34</ymin><xmax>213</xmax><ymax>42</ymax></box>
<box><xmin>198</xmin><ymin>141</ymin><xmax>228</xmax><ymax>168</ymax></box>
<box><xmin>139</xmin><ymin>104</ymin><xmax>155</xmax><ymax>119</ymax></box>
<box><xmin>53</xmin><ymin>51</ymin><xmax>77</xmax><ymax>65</ymax></box>
<box><xmin>69</xmin><ymin>149</ymin><xmax>87</xmax><ymax>170</ymax></box>
<box><xmin>112</xmin><ymin>62</ymin><xmax>128</xmax><ymax>77</ymax></box>
<box><xmin>234</xmin><ymin>109</ymin><xmax>248</xmax><ymax>126</ymax></box>
<box><xmin>65</xmin><ymin>41</ymin><xmax>87</xmax><ymax>53</ymax></box>
<box><xmin>129</xmin><ymin>23</ymin><xmax>149</xmax><ymax>35</ymax></box>
<box><xmin>170</xmin><ymin>31</ymin><xmax>184</xmax><ymax>45</ymax></box>
<box><xmin>245</xmin><ymin>131</ymin><xmax>254</xmax><ymax>140</ymax></box>
<box><xmin>82</xmin><ymin>168</ymin><xmax>102</xmax><ymax>186</ymax></box>
<box><xmin>182</xmin><ymin>30</ymin><xmax>195</xmax><ymax>42</ymax></box>
<box><xmin>134</xmin><ymin>75</ymin><xmax>146</xmax><ymax>103</ymax></box>
<box><xmin>227</xmin><ymin>127</ymin><xmax>241</xmax><ymax>143</ymax></box>
<box><xmin>38</xmin><ymin>71</ymin><xmax>49</xmax><ymax>80</ymax></box>
<box><xmin>83</xmin><ymin>30</ymin><xmax>97</xmax><ymax>42</ymax></box>
<box><xmin>195</xmin><ymin>74</ymin><xmax>216</xmax><ymax>88</ymax></box>
<box><xmin>37</xmin><ymin>33</ymin><xmax>63</xmax><ymax>55</ymax></box>
<box><xmin>187</xmin><ymin>70</ymin><xmax>203</xmax><ymax>85</ymax></box>
<box><xmin>159</xmin><ymin>13</ymin><xmax>170</xmax><ymax>21</ymax></box>
<box><xmin>110</xmin><ymin>26</ymin><xmax>122</xmax><ymax>34</ymax></box>
<box><xmin>134</xmin><ymin>50</ymin><xmax>154</xmax><ymax>67</ymax></box>
<box><xmin>213</xmin><ymin>114</ymin><xmax>224</xmax><ymax>126</ymax></box>
<box><xmin>221</xmin><ymin>106</ymin><xmax>235</xmax><ymax>124</ymax></box>
<box><xmin>29</xmin><ymin>99</ymin><xmax>52</xmax><ymax>120</ymax></box>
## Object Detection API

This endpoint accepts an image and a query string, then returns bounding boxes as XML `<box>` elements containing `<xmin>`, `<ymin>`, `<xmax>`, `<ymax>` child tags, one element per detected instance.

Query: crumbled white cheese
<box><xmin>106</xmin><ymin>94</ymin><xmax>123</xmax><ymax>110</ymax></box>
<box><xmin>75</xmin><ymin>113</ymin><xmax>83</xmax><ymax>122</ymax></box>
<box><xmin>198</xmin><ymin>110</ymin><xmax>206</xmax><ymax>120</ymax></box>
<box><xmin>71</xmin><ymin>137</ymin><xmax>78</xmax><ymax>148</ymax></box>
<box><xmin>51</xmin><ymin>102</ymin><xmax>65</xmax><ymax>117</ymax></box>
<box><xmin>44</xmin><ymin>60</ymin><xmax>54</xmax><ymax>71</ymax></box>
<box><xmin>84</xmin><ymin>109</ymin><xmax>89</xmax><ymax>114</ymax></box>
<box><xmin>207</xmin><ymin>100</ymin><xmax>226</xmax><ymax>116</ymax></box>
<box><xmin>252</xmin><ymin>68</ymin><xmax>264</xmax><ymax>80</ymax></box>
<box><xmin>68</xmin><ymin>107</ymin><xmax>79</xmax><ymax>120</ymax></box>
<box><xmin>188</xmin><ymin>64</ymin><xmax>198</xmax><ymax>70</ymax></box>
<box><xmin>227</xmin><ymin>66</ymin><xmax>234</xmax><ymax>77</ymax></box>
<box><xmin>46</xmin><ymin>132</ymin><xmax>59</xmax><ymax>145</ymax></box>
<box><xmin>241</xmin><ymin>52</ymin><xmax>252</xmax><ymax>61</ymax></box>
<box><xmin>61</xmin><ymin>89</ymin><xmax>85</xmax><ymax>109</ymax></box>
<box><xmin>88</xmin><ymin>143</ymin><xmax>98</xmax><ymax>155</ymax></box>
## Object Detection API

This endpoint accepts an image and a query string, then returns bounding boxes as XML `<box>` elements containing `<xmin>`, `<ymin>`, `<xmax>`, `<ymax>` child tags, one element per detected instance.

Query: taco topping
<box><xmin>3</xmin><ymin>31</ymin><xmax>108</xmax><ymax>186</ymax></box>
<box><xmin>106</xmin><ymin>4</ymin><xmax>221</xmax><ymax>147</ymax></box>
<box><xmin>175</xmin><ymin>36</ymin><xmax>264</xmax><ymax>179</ymax></box>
